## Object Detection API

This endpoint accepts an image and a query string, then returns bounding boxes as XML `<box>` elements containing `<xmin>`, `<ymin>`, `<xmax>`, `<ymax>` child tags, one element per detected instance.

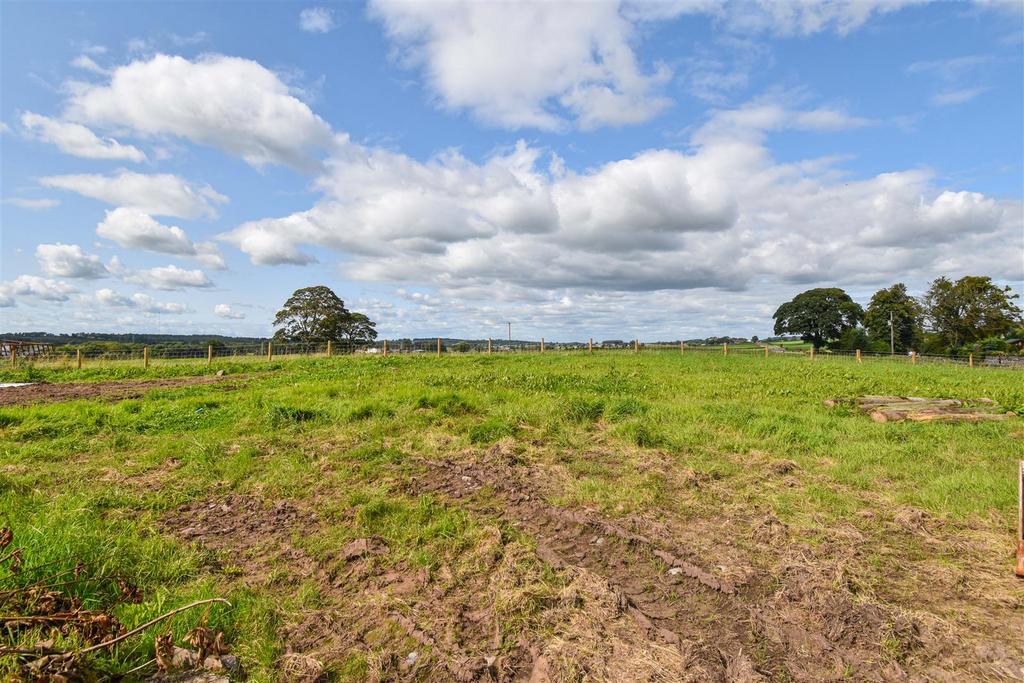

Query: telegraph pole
<box><xmin>507</xmin><ymin>322</ymin><xmax>512</xmax><ymax>344</ymax></box>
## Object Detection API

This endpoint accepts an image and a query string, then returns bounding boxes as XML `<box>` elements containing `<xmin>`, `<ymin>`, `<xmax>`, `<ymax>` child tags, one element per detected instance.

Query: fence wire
<box><xmin>2</xmin><ymin>338</ymin><xmax>1020</xmax><ymax>369</ymax></box>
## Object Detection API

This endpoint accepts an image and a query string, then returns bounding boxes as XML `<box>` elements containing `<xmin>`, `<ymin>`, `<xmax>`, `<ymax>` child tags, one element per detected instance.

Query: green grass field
<box><xmin>2</xmin><ymin>352</ymin><xmax>1022</xmax><ymax>681</ymax></box>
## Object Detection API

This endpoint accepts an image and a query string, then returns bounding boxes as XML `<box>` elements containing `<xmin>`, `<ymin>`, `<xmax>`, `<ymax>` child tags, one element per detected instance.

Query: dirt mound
<box><xmin>0</xmin><ymin>375</ymin><xmax>235</xmax><ymax>406</ymax></box>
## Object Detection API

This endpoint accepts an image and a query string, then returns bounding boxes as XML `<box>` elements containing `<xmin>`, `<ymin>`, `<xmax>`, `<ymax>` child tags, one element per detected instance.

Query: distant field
<box><xmin>1</xmin><ymin>352</ymin><xmax>1022</xmax><ymax>681</ymax></box>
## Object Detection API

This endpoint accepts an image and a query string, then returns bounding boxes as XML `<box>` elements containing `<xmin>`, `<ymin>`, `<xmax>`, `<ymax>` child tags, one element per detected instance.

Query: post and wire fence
<box><xmin>1</xmin><ymin>337</ymin><xmax>1020</xmax><ymax>371</ymax></box>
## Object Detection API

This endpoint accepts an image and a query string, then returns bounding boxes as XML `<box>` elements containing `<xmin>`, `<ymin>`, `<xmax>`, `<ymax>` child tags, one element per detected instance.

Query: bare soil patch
<box><xmin>406</xmin><ymin>442</ymin><xmax>1024</xmax><ymax>682</ymax></box>
<box><xmin>159</xmin><ymin>495</ymin><xmax>536</xmax><ymax>681</ymax></box>
<box><xmin>155</xmin><ymin>449</ymin><xmax>1024</xmax><ymax>682</ymax></box>
<box><xmin>0</xmin><ymin>376</ymin><xmax>235</xmax><ymax>407</ymax></box>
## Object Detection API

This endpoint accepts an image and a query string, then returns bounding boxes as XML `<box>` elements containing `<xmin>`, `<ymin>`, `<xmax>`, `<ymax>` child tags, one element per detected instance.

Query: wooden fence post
<box><xmin>383</xmin><ymin>339</ymin><xmax>388</xmax><ymax>357</ymax></box>
<box><xmin>10</xmin><ymin>345</ymin><xmax>16</xmax><ymax>367</ymax></box>
<box><xmin>76</xmin><ymin>349</ymin><xmax>82</xmax><ymax>369</ymax></box>
<box><xmin>912</xmin><ymin>351</ymin><xmax>917</xmax><ymax>365</ymax></box>
<box><xmin>810</xmin><ymin>347</ymin><xmax>815</xmax><ymax>360</ymax></box>
<box><xmin>267</xmin><ymin>341</ymin><xmax>273</xmax><ymax>361</ymax></box>
<box><xmin>206</xmin><ymin>345</ymin><xmax>212</xmax><ymax>367</ymax></box>
<box><xmin>437</xmin><ymin>337</ymin><xmax>442</xmax><ymax>357</ymax></box>
<box><xmin>488</xmin><ymin>338</ymin><xmax>492</xmax><ymax>354</ymax></box>
<box><xmin>541</xmin><ymin>337</ymin><xmax>545</xmax><ymax>353</ymax></box>
<box><xmin>856</xmin><ymin>349</ymin><xmax>861</xmax><ymax>363</ymax></box>
<box><xmin>634</xmin><ymin>339</ymin><xmax>639</xmax><ymax>353</ymax></box>
<box><xmin>723</xmin><ymin>343</ymin><xmax>728</xmax><ymax>356</ymax></box>
<box><xmin>765</xmin><ymin>345</ymin><xmax>769</xmax><ymax>359</ymax></box>
<box><xmin>327</xmin><ymin>340</ymin><xmax>332</xmax><ymax>357</ymax></box>
<box><xmin>1016</xmin><ymin>460</ymin><xmax>1024</xmax><ymax>578</ymax></box>
<box><xmin>680</xmin><ymin>340</ymin><xmax>685</xmax><ymax>354</ymax></box>
<box><xmin>588</xmin><ymin>338</ymin><xmax>593</xmax><ymax>354</ymax></box>
<box><xmin>969</xmin><ymin>352</ymin><xmax>974</xmax><ymax>368</ymax></box>
<box><xmin>144</xmin><ymin>346</ymin><xmax>150</xmax><ymax>369</ymax></box>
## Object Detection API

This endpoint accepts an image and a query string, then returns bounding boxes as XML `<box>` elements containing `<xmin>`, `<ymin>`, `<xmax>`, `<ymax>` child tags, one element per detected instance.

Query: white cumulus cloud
<box><xmin>35</xmin><ymin>243</ymin><xmax>109</xmax><ymax>279</ymax></box>
<box><xmin>369</xmin><ymin>0</ymin><xmax>673</xmax><ymax>131</ymax></box>
<box><xmin>97</xmin><ymin>207</ymin><xmax>226</xmax><ymax>269</ymax></box>
<box><xmin>214</xmin><ymin>303</ymin><xmax>245</xmax><ymax>319</ymax></box>
<box><xmin>107</xmin><ymin>258</ymin><xmax>215</xmax><ymax>291</ymax></box>
<box><xmin>0</xmin><ymin>275</ymin><xmax>77</xmax><ymax>304</ymax></box>
<box><xmin>368</xmin><ymin>0</ymin><xmax>935</xmax><ymax>132</ymax></box>
<box><xmin>95</xmin><ymin>288</ymin><xmax>188</xmax><ymax>313</ymax></box>
<box><xmin>21</xmin><ymin>112</ymin><xmax>145</xmax><ymax>162</ymax></box>
<box><xmin>220</xmin><ymin>100</ymin><xmax>1022</xmax><ymax>302</ymax></box>
<box><xmin>39</xmin><ymin>171</ymin><xmax>227</xmax><ymax>219</ymax></box>
<box><xmin>64</xmin><ymin>54</ymin><xmax>334</xmax><ymax>171</ymax></box>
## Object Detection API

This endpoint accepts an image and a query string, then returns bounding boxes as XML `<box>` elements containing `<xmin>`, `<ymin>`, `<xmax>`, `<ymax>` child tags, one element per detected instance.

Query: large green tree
<box><xmin>863</xmin><ymin>283</ymin><xmax>923</xmax><ymax>353</ymax></box>
<box><xmin>273</xmin><ymin>286</ymin><xmax>378</xmax><ymax>343</ymax></box>
<box><xmin>772</xmin><ymin>288</ymin><xmax>864</xmax><ymax>350</ymax></box>
<box><xmin>922</xmin><ymin>276</ymin><xmax>1021</xmax><ymax>349</ymax></box>
<box><xmin>337</xmin><ymin>311</ymin><xmax>378</xmax><ymax>344</ymax></box>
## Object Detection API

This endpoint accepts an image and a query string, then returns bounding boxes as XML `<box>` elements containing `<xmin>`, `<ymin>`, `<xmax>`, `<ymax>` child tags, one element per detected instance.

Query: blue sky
<box><xmin>1</xmin><ymin>0</ymin><xmax>1022</xmax><ymax>340</ymax></box>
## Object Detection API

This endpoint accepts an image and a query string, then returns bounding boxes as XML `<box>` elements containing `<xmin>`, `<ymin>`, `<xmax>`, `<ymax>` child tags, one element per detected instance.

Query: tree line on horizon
<box><xmin>6</xmin><ymin>278</ymin><xmax>1021</xmax><ymax>357</ymax></box>
<box><xmin>773</xmin><ymin>275</ymin><xmax>1022</xmax><ymax>355</ymax></box>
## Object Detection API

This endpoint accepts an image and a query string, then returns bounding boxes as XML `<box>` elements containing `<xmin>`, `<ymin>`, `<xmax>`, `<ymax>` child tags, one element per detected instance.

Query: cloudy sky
<box><xmin>1</xmin><ymin>1</ymin><xmax>1022</xmax><ymax>341</ymax></box>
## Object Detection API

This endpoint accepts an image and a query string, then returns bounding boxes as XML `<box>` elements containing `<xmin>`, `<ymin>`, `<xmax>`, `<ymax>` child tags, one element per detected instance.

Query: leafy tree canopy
<box><xmin>922</xmin><ymin>276</ymin><xmax>1021</xmax><ymax>349</ymax></box>
<box><xmin>273</xmin><ymin>286</ymin><xmax>378</xmax><ymax>344</ymax></box>
<box><xmin>772</xmin><ymin>288</ymin><xmax>864</xmax><ymax>349</ymax></box>
<box><xmin>863</xmin><ymin>283</ymin><xmax>923</xmax><ymax>353</ymax></box>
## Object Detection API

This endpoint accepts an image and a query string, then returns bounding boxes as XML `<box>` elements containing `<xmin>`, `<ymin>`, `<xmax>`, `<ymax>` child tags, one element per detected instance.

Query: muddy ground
<box><xmin>156</xmin><ymin>441</ymin><xmax>1024</xmax><ymax>682</ymax></box>
<box><xmin>0</xmin><ymin>376</ymin><xmax>235</xmax><ymax>406</ymax></box>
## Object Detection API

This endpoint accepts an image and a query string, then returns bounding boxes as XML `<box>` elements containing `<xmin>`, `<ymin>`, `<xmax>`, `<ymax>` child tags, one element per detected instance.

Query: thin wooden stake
<box><xmin>383</xmin><ymin>339</ymin><xmax>388</xmax><ymax>357</ymax></box>
<box><xmin>9</xmin><ymin>346</ymin><xmax>15</xmax><ymax>367</ymax></box>
<box><xmin>810</xmin><ymin>347</ymin><xmax>815</xmax><ymax>360</ymax></box>
<box><xmin>144</xmin><ymin>346</ymin><xmax>150</xmax><ymax>369</ymax></box>
<box><xmin>1016</xmin><ymin>461</ymin><xmax>1024</xmax><ymax>578</ymax></box>
<box><xmin>488</xmin><ymin>338</ymin><xmax>492</xmax><ymax>354</ymax></box>
<box><xmin>969</xmin><ymin>352</ymin><xmax>974</xmax><ymax>368</ymax></box>
<box><xmin>634</xmin><ymin>339</ymin><xmax>639</xmax><ymax>353</ymax></box>
<box><xmin>723</xmin><ymin>342</ymin><xmax>728</xmax><ymax>356</ymax></box>
<box><xmin>765</xmin><ymin>345</ymin><xmax>769</xmax><ymax>358</ymax></box>
<box><xmin>912</xmin><ymin>351</ymin><xmax>917</xmax><ymax>365</ymax></box>
<box><xmin>327</xmin><ymin>340</ymin><xmax>332</xmax><ymax>357</ymax></box>
<box><xmin>680</xmin><ymin>340</ymin><xmax>685</xmax><ymax>354</ymax></box>
<box><xmin>267</xmin><ymin>341</ymin><xmax>273</xmax><ymax>361</ymax></box>
<box><xmin>437</xmin><ymin>337</ymin><xmax>442</xmax><ymax>357</ymax></box>
<box><xmin>856</xmin><ymin>349</ymin><xmax>861</xmax><ymax>363</ymax></box>
<box><xmin>76</xmin><ymin>349</ymin><xmax>82</xmax><ymax>369</ymax></box>
<box><xmin>206</xmin><ymin>345</ymin><xmax>212</xmax><ymax>367</ymax></box>
<box><xmin>541</xmin><ymin>337</ymin><xmax>545</xmax><ymax>353</ymax></box>
<box><xmin>588</xmin><ymin>338</ymin><xmax>593</xmax><ymax>354</ymax></box>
